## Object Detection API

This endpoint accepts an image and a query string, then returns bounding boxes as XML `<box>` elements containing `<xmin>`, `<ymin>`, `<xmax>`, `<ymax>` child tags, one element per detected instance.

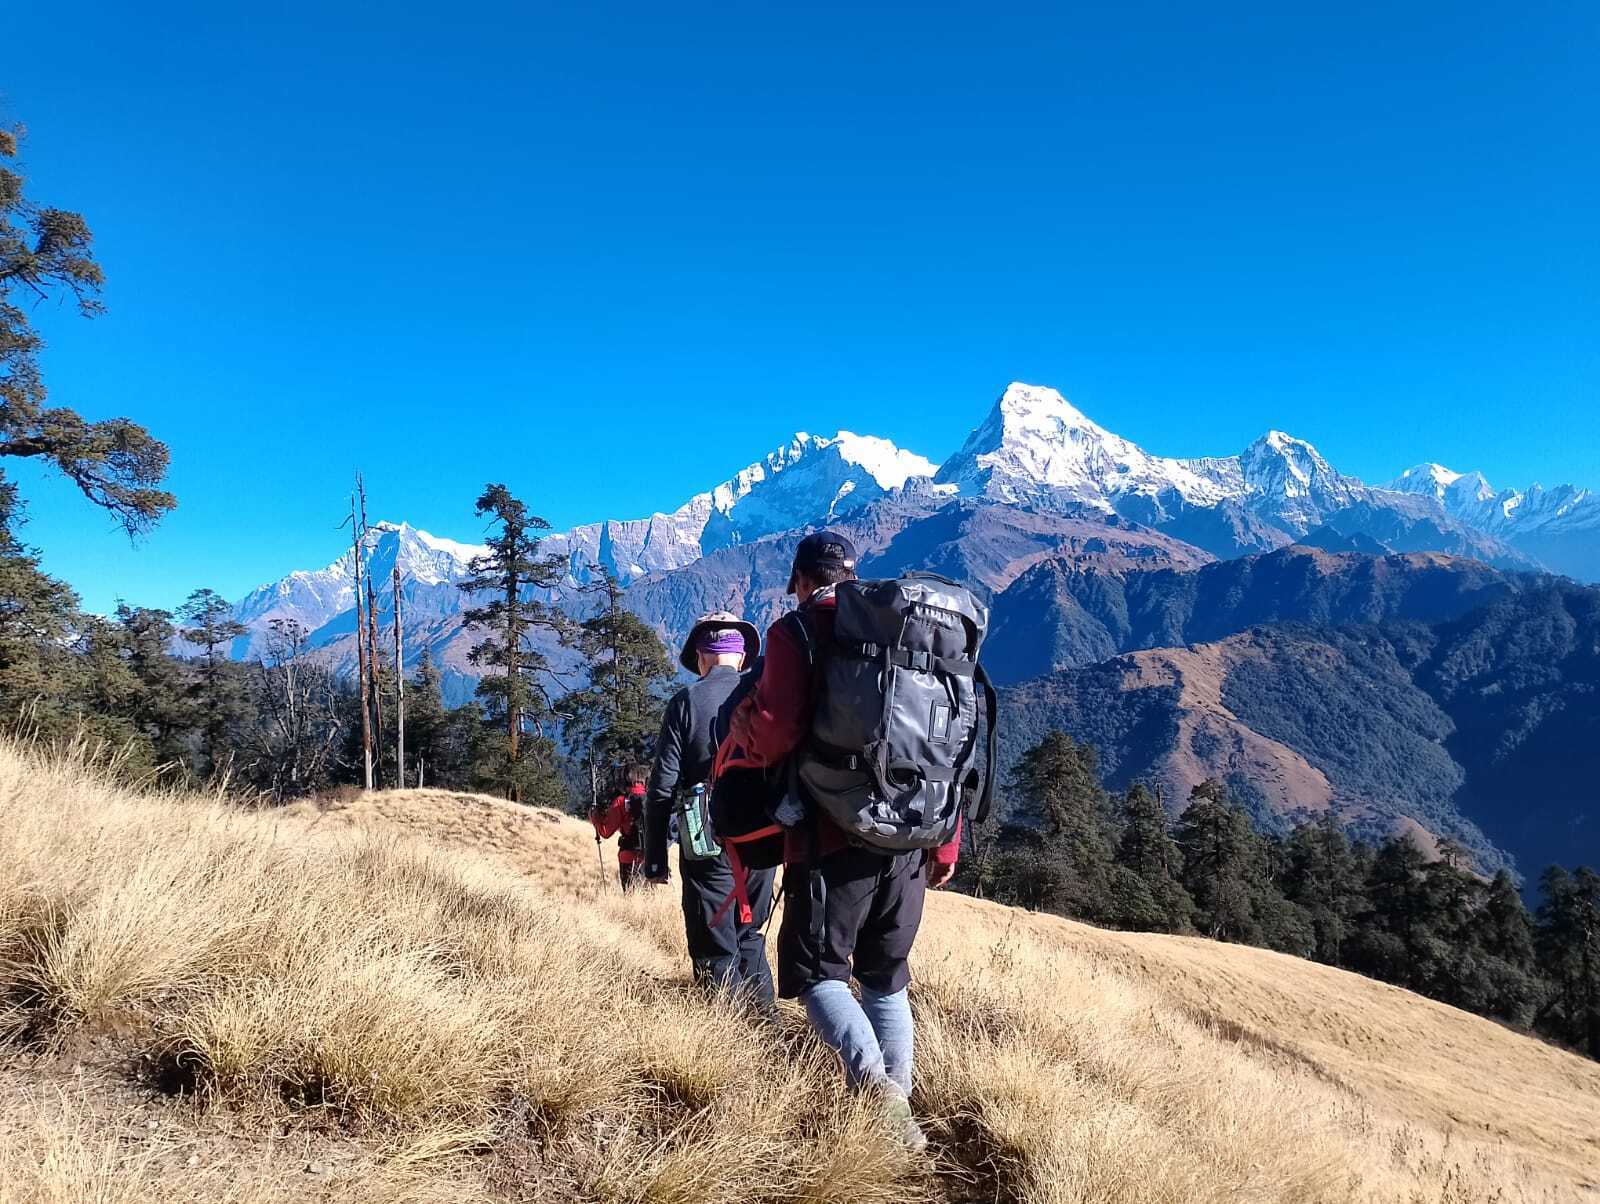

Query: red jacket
<box><xmin>590</xmin><ymin>784</ymin><xmax>644</xmax><ymax>865</ymax></box>
<box><xmin>730</xmin><ymin>591</ymin><xmax>961</xmax><ymax>867</ymax></box>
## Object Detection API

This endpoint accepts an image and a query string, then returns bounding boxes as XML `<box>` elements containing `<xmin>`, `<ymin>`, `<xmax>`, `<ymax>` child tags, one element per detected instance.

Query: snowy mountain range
<box><xmin>936</xmin><ymin>382</ymin><xmax>1369</xmax><ymax>534</ymax></box>
<box><xmin>225</xmin><ymin>381</ymin><xmax>1599</xmax><ymax>689</ymax></box>
<box><xmin>1386</xmin><ymin>461</ymin><xmax>1600</xmax><ymax>579</ymax></box>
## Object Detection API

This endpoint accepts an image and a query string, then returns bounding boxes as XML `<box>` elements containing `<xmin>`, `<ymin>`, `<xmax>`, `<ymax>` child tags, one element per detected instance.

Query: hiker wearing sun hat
<box><xmin>644</xmin><ymin>611</ymin><xmax>775</xmax><ymax>1009</ymax></box>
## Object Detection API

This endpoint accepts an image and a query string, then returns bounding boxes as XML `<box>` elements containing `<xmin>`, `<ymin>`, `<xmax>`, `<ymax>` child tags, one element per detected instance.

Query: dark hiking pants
<box><xmin>777</xmin><ymin>845</ymin><xmax>927</xmax><ymax>999</ymax></box>
<box><xmin>680</xmin><ymin>853</ymin><xmax>777</xmax><ymax>1010</ymax></box>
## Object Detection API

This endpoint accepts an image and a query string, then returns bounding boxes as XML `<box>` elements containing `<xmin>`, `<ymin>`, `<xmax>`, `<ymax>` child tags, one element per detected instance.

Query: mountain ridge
<box><xmin>220</xmin><ymin>381</ymin><xmax>1596</xmax><ymax>709</ymax></box>
<box><xmin>227</xmin><ymin>381</ymin><xmax>1592</xmax><ymax>652</ymax></box>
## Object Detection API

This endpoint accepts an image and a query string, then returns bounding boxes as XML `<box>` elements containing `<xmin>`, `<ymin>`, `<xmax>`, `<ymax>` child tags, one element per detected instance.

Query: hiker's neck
<box><xmin>697</xmin><ymin>652</ymin><xmax>744</xmax><ymax>677</ymax></box>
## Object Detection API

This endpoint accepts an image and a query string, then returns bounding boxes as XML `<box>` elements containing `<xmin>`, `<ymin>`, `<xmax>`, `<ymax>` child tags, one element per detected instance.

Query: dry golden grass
<box><xmin>2</xmin><ymin>740</ymin><xmax>1597</xmax><ymax>1202</ymax></box>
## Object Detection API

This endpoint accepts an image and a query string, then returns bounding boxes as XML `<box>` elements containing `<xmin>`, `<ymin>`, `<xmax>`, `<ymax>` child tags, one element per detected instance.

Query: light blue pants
<box><xmin>800</xmin><ymin>979</ymin><xmax>914</xmax><ymax>1095</ymax></box>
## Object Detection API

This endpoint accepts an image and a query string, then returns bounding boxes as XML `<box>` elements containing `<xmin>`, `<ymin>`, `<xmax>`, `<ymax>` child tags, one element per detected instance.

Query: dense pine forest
<box><xmin>978</xmin><ymin>731</ymin><xmax>1600</xmax><ymax>1060</ymax></box>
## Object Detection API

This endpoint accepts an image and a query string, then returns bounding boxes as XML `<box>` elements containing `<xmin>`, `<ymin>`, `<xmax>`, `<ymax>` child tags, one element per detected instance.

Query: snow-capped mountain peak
<box><xmin>546</xmin><ymin>427</ymin><xmax>939</xmax><ymax>584</ymax></box>
<box><xmin>939</xmin><ymin>382</ymin><xmax>1242</xmax><ymax>512</ymax></box>
<box><xmin>1387</xmin><ymin>463</ymin><xmax>1500</xmax><ymax>505</ymax></box>
<box><xmin>1391</xmin><ymin>463</ymin><xmax>1466</xmax><ymax>495</ymax></box>
<box><xmin>227</xmin><ymin>520</ymin><xmax>487</xmax><ymax>661</ymax></box>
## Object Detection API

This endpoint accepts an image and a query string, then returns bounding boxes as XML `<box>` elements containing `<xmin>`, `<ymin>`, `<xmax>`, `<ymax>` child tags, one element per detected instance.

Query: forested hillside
<box><xmin>985</xmin><ymin>543</ymin><xmax>1528</xmax><ymax>684</ymax></box>
<box><xmin>999</xmin><ymin>581</ymin><xmax>1600</xmax><ymax>878</ymax></box>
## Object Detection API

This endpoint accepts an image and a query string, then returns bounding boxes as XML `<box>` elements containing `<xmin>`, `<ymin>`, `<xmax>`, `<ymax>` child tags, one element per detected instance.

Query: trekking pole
<box><xmin>594</xmin><ymin>835</ymin><xmax>610</xmax><ymax>894</ymax></box>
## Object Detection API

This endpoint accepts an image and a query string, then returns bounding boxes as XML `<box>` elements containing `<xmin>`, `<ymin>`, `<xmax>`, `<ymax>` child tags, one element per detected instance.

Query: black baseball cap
<box><xmin>787</xmin><ymin>530</ymin><xmax>858</xmax><ymax>595</ymax></box>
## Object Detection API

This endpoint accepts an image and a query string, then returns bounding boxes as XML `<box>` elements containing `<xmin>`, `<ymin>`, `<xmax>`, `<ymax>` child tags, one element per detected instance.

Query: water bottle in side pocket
<box><xmin>676</xmin><ymin>782</ymin><xmax>722</xmax><ymax>861</ymax></box>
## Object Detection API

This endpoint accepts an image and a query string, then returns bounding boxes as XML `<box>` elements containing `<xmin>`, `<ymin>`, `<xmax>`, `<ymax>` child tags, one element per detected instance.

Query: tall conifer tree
<box><xmin>0</xmin><ymin>481</ymin><xmax>85</xmax><ymax>735</ymax></box>
<box><xmin>1281</xmin><ymin>817</ymin><xmax>1365</xmax><ymax>964</ymax></box>
<box><xmin>178</xmin><ymin>588</ymin><xmax>248</xmax><ymax>777</ymax></box>
<box><xmin>458</xmin><ymin>484</ymin><xmax>569</xmax><ymax>804</ymax></box>
<box><xmin>114</xmin><ymin>604</ymin><xmax>198</xmax><ymax>773</ymax></box>
<box><xmin>559</xmin><ymin>568</ymin><xmax>675</xmax><ymax>805</ymax></box>
<box><xmin>993</xmin><ymin>732</ymin><xmax>1116</xmax><ymax>919</ymax></box>
<box><xmin>1536</xmin><ymin>866</ymin><xmax>1600</xmax><ymax>1058</ymax></box>
<box><xmin>1110</xmin><ymin>783</ymin><xmax>1193</xmax><ymax>931</ymax></box>
<box><xmin>1175</xmin><ymin>779</ymin><xmax>1273</xmax><ymax>944</ymax></box>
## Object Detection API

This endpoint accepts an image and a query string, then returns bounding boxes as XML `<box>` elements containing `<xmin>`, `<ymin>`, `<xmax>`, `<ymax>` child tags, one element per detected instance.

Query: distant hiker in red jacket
<box><xmin>589</xmin><ymin>765</ymin><xmax>648</xmax><ymax>890</ymax></box>
<box><xmin>729</xmin><ymin>532</ymin><xmax>960</xmax><ymax>1152</ymax></box>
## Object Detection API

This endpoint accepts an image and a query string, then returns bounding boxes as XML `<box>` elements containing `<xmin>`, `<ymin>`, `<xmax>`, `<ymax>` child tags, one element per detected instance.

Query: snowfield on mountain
<box><xmin>2</xmin><ymin>739</ymin><xmax>1596</xmax><ymax>1203</ymax></box>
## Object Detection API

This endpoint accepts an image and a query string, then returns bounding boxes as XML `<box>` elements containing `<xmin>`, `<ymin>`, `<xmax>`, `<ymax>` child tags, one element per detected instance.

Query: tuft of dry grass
<box><xmin>3</xmin><ymin>738</ymin><xmax>1598</xmax><ymax>1202</ymax></box>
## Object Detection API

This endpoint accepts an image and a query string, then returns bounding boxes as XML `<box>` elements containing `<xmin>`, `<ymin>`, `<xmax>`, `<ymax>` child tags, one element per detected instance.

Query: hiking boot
<box><xmin>880</xmin><ymin>1089</ymin><xmax>929</xmax><ymax>1154</ymax></box>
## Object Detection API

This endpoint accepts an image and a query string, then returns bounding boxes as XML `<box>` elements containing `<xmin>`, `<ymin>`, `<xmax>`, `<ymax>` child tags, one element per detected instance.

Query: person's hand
<box><xmin>645</xmin><ymin>872</ymin><xmax>671</xmax><ymax>887</ymax></box>
<box><xmin>927</xmin><ymin>859</ymin><xmax>956</xmax><ymax>890</ymax></box>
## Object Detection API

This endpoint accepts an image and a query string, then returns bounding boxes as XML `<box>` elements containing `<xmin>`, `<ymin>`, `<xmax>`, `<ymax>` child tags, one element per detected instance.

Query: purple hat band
<box><xmin>697</xmin><ymin>628</ymin><xmax>747</xmax><ymax>656</ymax></box>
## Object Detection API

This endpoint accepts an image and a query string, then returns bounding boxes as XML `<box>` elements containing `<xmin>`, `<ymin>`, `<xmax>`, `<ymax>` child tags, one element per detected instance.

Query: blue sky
<box><xmin>5</xmin><ymin>0</ymin><xmax>1596</xmax><ymax>613</ymax></box>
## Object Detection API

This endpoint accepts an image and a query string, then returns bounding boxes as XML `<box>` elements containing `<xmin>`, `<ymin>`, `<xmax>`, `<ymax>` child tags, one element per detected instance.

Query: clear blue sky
<box><xmin>6</xmin><ymin>0</ymin><xmax>1596</xmax><ymax>613</ymax></box>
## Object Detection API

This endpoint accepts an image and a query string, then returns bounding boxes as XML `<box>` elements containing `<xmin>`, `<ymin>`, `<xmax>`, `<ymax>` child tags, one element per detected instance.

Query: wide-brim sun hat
<box><xmin>678</xmin><ymin>611</ymin><xmax>761</xmax><ymax>673</ymax></box>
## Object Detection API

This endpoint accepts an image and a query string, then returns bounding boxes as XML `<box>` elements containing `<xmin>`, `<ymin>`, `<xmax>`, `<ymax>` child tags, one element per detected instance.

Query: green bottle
<box><xmin>677</xmin><ymin>783</ymin><xmax>722</xmax><ymax>861</ymax></box>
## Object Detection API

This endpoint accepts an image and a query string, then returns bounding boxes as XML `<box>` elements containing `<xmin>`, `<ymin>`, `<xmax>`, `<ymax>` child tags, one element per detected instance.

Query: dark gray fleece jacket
<box><xmin>643</xmin><ymin>664</ymin><xmax>744</xmax><ymax>878</ymax></box>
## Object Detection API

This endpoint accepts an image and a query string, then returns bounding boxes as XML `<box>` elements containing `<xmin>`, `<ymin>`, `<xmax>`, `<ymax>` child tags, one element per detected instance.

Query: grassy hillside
<box><xmin>2</xmin><ymin>741</ymin><xmax>1597</xmax><ymax>1202</ymax></box>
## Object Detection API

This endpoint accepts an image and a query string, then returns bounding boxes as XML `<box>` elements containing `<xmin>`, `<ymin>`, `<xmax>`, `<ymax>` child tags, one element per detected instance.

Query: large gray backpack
<box><xmin>795</xmin><ymin>573</ymin><xmax>998</xmax><ymax>850</ymax></box>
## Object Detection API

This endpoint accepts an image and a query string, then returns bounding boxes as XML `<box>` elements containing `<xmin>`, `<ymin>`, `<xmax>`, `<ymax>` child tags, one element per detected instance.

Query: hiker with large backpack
<box><xmin>588</xmin><ymin>765</ymin><xmax>648</xmax><ymax>890</ymax></box>
<box><xmin>643</xmin><ymin>611</ymin><xmax>777</xmax><ymax>1010</ymax></box>
<box><xmin>725</xmin><ymin>531</ymin><xmax>997</xmax><ymax>1151</ymax></box>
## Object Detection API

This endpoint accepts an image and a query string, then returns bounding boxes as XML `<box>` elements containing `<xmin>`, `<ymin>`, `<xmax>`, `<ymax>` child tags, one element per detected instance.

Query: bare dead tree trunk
<box><xmin>357</xmin><ymin>476</ymin><xmax>383</xmax><ymax>787</ymax></box>
<box><xmin>393</xmin><ymin>565</ymin><xmax>405</xmax><ymax>788</ymax></box>
<box><xmin>350</xmin><ymin>492</ymin><xmax>374</xmax><ymax>790</ymax></box>
<box><xmin>366</xmin><ymin>565</ymin><xmax>384</xmax><ymax>782</ymax></box>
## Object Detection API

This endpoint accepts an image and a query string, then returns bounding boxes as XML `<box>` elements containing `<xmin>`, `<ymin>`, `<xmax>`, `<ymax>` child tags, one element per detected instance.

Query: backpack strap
<box><xmin>781</xmin><ymin>608</ymin><xmax>816</xmax><ymax>668</ymax></box>
<box><xmin>840</xmin><ymin>642</ymin><xmax>976</xmax><ymax>676</ymax></box>
<box><xmin>972</xmin><ymin>661</ymin><xmax>999</xmax><ymax>825</ymax></box>
<box><xmin>709</xmin><ymin>826</ymin><xmax>783</xmax><ymax>927</ymax></box>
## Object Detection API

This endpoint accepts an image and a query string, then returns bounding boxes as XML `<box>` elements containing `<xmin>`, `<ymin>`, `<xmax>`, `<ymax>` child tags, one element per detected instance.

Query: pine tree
<box><xmin>1110</xmin><ymin>783</ymin><xmax>1193</xmax><ymax>931</ymax></box>
<box><xmin>1466</xmin><ymin>868</ymin><xmax>1542</xmax><ymax>1025</ymax></box>
<box><xmin>1535</xmin><ymin>866</ymin><xmax>1600</xmax><ymax>1058</ymax></box>
<box><xmin>1481</xmin><ymin>869</ymin><xmax>1537</xmax><ymax>967</ymax></box>
<box><xmin>992</xmin><ymin>732</ymin><xmax>1116</xmax><ymax>920</ymax></box>
<box><xmin>1175</xmin><ymin>779</ymin><xmax>1278</xmax><ymax>945</ymax></box>
<box><xmin>458</xmin><ymin>484</ymin><xmax>570</xmax><ymax>804</ymax></box>
<box><xmin>65</xmin><ymin>614</ymin><xmax>152</xmax><ymax>764</ymax></box>
<box><xmin>0</xmin><ymin>480</ymin><xmax>87</xmax><ymax>736</ymax></box>
<box><xmin>178</xmin><ymin>588</ymin><xmax>249</xmax><ymax>778</ymax></box>
<box><xmin>1281</xmin><ymin>817</ymin><xmax>1365</xmax><ymax>964</ymax></box>
<box><xmin>114</xmin><ymin>604</ymin><xmax>198</xmax><ymax>774</ymax></box>
<box><xmin>559</xmin><ymin>568</ymin><xmax>675</xmax><ymax>807</ymax></box>
<box><xmin>1348</xmin><ymin>835</ymin><xmax>1445</xmax><ymax>993</ymax></box>
<box><xmin>1</xmin><ymin>125</ymin><xmax>173</xmax><ymax>533</ymax></box>
<box><xmin>402</xmin><ymin>649</ymin><xmax>475</xmax><ymax>790</ymax></box>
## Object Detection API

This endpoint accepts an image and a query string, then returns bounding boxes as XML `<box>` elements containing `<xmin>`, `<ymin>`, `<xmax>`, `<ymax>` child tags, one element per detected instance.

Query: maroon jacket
<box><xmin>729</xmin><ymin>591</ymin><xmax>961</xmax><ymax>867</ymax></box>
